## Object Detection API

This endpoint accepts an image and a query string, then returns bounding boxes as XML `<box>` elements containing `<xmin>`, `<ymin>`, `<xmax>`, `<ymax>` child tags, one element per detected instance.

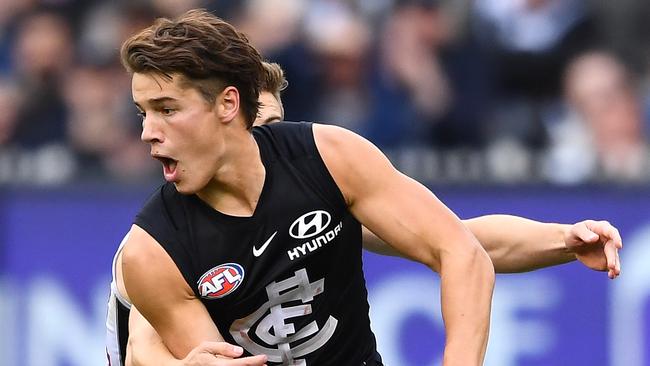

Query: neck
<box><xmin>197</xmin><ymin>129</ymin><xmax>266</xmax><ymax>216</ymax></box>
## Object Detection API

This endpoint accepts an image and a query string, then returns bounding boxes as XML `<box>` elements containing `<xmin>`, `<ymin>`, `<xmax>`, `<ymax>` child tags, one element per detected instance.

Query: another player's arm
<box><xmin>121</xmin><ymin>225</ymin><xmax>226</xmax><ymax>358</ymax></box>
<box><xmin>127</xmin><ymin>306</ymin><xmax>187</xmax><ymax>366</ymax></box>
<box><xmin>364</xmin><ymin>216</ymin><xmax>622</xmax><ymax>277</ymax></box>
<box><xmin>126</xmin><ymin>305</ymin><xmax>264</xmax><ymax>366</ymax></box>
<box><xmin>463</xmin><ymin>216</ymin><xmax>622</xmax><ymax>275</ymax></box>
<box><xmin>458</xmin><ymin>216</ymin><xmax>573</xmax><ymax>272</ymax></box>
<box><xmin>314</xmin><ymin>124</ymin><xmax>494</xmax><ymax>366</ymax></box>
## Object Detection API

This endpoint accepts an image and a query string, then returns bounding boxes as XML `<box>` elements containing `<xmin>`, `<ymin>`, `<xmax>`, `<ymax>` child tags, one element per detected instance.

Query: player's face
<box><xmin>254</xmin><ymin>91</ymin><xmax>283</xmax><ymax>126</ymax></box>
<box><xmin>132</xmin><ymin>72</ymin><xmax>229</xmax><ymax>194</ymax></box>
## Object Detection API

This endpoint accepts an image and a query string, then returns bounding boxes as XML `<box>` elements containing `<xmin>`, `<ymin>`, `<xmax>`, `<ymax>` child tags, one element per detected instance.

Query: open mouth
<box><xmin>154</xmin><ymin>156</ymin><xmax>178</xmax><ymax>181</ymax></box>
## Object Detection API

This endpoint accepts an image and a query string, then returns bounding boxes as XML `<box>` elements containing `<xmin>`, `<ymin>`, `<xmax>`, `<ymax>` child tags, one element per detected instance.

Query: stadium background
<box><xmin>1</xmin><ymin>0</ymin><xmax>649</xmax><ymax>365</ymax></box>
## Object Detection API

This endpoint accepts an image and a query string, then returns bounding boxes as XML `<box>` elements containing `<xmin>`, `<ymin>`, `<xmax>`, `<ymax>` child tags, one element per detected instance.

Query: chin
<box><xmin>172</xmin><ymin>181</ymin><xmax>197</xmax><ymax>195</ymax></box>
<box><xmin>173</xmin><ymin>175</ymin><xmax>212</xmax><ymax>195</ymax></box>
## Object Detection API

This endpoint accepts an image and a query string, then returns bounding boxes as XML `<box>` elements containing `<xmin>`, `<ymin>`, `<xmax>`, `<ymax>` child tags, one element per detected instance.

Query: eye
<box><xmin>161</xmin><ymin>107</ymin><xmax>175</xmax><ymax>116</ymax></box>
<box><xmin>136</xmin><ymin>111</ymin><xmax>146</xmax><ymax>120</ymax></box>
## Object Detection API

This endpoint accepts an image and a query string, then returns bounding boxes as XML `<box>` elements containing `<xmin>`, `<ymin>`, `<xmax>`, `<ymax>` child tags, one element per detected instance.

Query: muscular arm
<box><xmin>127</xmin><ymin>307</ymin><xmax>182</xmax><ymax>366</ymax></box>
<box><xmin>117</xmin><ymin>241</ymin><xmax>267</xmax><ymax>366</ymax></box>
<box><xmin>364</xmin><ymin>215</ymin><xmax>622</xmax><ymax>276</ymax></box>
<box><xmin>463</xmin><ymin>215</ymin><xmax>572</xmax><ymax>272</ymax></box>
<box><xmin>314</xmin><ymin>124</ymin><xmax>494</xmax><ymax>366</ymax></box>
<box><xmin>121</xmin><ymin>225</ymin><xmax>223</xmax><ymax>358</ymax></box>
<box><xmin>126</xmin><ymin>305</ymin><xmax>266</xmax><ymax>366</ymax></box>
<box><xmin>363</xmin><ymin>216</ymin><xmax>573</xmax><ymax>272</ymax></box>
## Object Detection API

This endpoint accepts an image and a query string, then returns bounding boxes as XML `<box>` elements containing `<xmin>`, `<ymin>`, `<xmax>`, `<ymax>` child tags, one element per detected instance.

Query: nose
<box><xmin>140</xmin><ymin>115</ymin><xmax>163</xmax><ymax>144</ymax></box>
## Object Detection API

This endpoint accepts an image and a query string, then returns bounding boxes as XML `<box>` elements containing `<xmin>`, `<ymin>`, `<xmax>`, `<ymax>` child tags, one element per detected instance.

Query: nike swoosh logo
<box><xmin>253</xmin><ymin>231</ymin><xmax>278</xmax><ymax>257</ymax></box>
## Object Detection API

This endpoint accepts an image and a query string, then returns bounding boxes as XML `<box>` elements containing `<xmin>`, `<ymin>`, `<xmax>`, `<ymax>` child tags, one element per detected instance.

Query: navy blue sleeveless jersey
<box><xmin>134</xmin><ymin>122</ymin><xmax>382</xmax><ymax>365</ymax></box>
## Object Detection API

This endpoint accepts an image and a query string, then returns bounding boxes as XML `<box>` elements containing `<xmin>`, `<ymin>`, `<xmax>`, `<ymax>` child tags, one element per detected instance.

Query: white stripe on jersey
<box><xmin>106</xmin><ymin>233</ymin><xmax>132</xmax><ymax>366</ymax></box>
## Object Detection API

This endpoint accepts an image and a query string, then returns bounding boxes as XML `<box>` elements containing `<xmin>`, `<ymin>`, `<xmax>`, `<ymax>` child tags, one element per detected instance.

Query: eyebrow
<box><xmin>133</xmin><ymin>96</ymin><xmax>178</xmax><ymax>109</ymax></box>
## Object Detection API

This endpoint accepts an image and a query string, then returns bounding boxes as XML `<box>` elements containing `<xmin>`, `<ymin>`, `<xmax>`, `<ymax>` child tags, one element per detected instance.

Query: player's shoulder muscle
<box><xmin>121</xmin><ymin>224</ymin><xmax>194</xmax><ymax>300</ymax></box>
<box><xmin>312</xmin><ymin>123</ymin><xmax>398</xmax><ymax>205</ymax></box>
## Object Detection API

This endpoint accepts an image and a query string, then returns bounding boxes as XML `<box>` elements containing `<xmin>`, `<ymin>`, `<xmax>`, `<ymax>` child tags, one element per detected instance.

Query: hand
<box><xmin>564</xmin><ymin>220</ymin><xmax>623</xmax><ymax>279</ymax></box>
<box><xmin>181</xmin><ymin>341</ymin><xmax>267</xmax><ymax>366</ymax></box>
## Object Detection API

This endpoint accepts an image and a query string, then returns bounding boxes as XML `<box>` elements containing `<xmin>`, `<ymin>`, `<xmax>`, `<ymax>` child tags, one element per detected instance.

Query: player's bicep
<box><xmin>354</xmin><ymin>171</ymin><xmax>471</xmax><ymax>269</ymax></box>
<box><xmin>314</xmin><ymin>124</ymin><xmax>473</xmax><ymax>269</ymax></box>
<box><xmin>121</xmin><ymin>225</ymin><xmax>223</xmax><ymax>358</ymax></box>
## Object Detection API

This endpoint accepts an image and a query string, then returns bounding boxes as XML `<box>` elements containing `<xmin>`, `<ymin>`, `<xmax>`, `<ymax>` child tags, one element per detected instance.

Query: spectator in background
<box><xmin>303</xmin><ymin>0</ymin><xmax>372</xmax><ymax>133</ymax></box>
<box><xmin>545</xmin><ymin>51</ymin><xmax>649</xmax><ymax>183</ymax></box>
<box><xmin>148</xmin><ymin>0</ymin><xmax>204</xmax><ymax>18</ymax></box>
<box><xmin>234</xmin><ymin>0</ymin><xmax>317</xmax><ymax>122</ymax></box>
<box><xmin>1</xmin><ymin>0</ymin><xmax>649</xmax><ymax>186</ymax></box>
<box><xmin>63</xmin><ymin>64</ymin><xmax>157</xmax><ymax>183</ymax></box>
<box><xmin>77</xmin><ymin>2</ymin><xmax>160</xmax><ymax>66</ymax></box>
<box><xmin>367</xmin><ymin>0</ymin><xmax>490</xmax><ymax>149</ymax></box>
<box><xmin>235</xmin><ymin>0</ymin><xmax>305</xmax><ymax>56</ymax></box>
<box><xmin>12</xmin><ymin>9</ymin><xmax>72</xmax><ymax>149</ymax></box>
<box><xmin>0</xmin><ymin>0</ymin><xmax>32</xmax><ymax>75</ymax></box>
<box><xmin>1</xmin><ymin>8</ymin><xmax>77</xmax><ymax>185</ymax></box>
<box><xmin>472</xmin><ymin>0</ymin><xmax>599</xmax><ymax>148</ymax></box>
<box><xmin>591</xmin><ymin>0</ymin><xmax>650</xmax><ymax>73</ymax></box>
<box><xmin>71</xmin><ymin>1</ymin><xmax>163</xmax><ymax>183</ymax></box>
<box><xmin>0</xmin><ymin>78</ymin><xmax>22</xmax><ymax>184</ymax></box>
<box><xmin>368</xmin><ymin>0</ymin><xmax>451</xmax><ymax>147</ymax></box>
<box><xmin>0</xmin><ymin>79</ymin><xmax>19</xmax><ymax>147</ymax></box>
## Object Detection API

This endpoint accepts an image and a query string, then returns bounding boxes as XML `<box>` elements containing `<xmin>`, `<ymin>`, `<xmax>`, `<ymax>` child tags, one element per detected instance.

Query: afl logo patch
<box><xmin>289</xmin><ymin>210</ymin><xmax>332</xmax><ymax>239</ymax></box>
<box><xmin>198</xmin><ymin>263</ymin><xmax>244</xmax><ymax>299</ymax></box>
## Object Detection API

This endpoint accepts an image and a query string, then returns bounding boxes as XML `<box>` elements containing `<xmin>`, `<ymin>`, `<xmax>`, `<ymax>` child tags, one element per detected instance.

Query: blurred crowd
<box><xmin>1</xmin><ymin>0</ymin><xmax>650</xmax><ymax>186</ymax></box>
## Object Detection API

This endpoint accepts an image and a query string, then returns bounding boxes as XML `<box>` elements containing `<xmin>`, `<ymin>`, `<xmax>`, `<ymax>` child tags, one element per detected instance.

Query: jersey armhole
<box><xmin>110</xmin><ymin>233</ymin><xmax>132</xmax><ymax>308</ymax></box>
<box><xmin>302</xmin><ymin>123</ymin><xmax>348</xmax><ymax>211</ymax></box>
<box><xmin>132</xmin><ymin>220</ymin><xmax>201</xmax><ymax>299</ymax></box>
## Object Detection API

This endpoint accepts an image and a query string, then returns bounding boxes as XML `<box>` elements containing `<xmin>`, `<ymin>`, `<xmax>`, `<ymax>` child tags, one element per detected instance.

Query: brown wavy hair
<box><xmin>120</xmin><ymin>9</ymin><xmax>264</xmax><ymax>128</ymax></box>
<box><xmin>260</xmin><ymin>62</ymin><xmax>288</xmax><ymax>102</ymax></box>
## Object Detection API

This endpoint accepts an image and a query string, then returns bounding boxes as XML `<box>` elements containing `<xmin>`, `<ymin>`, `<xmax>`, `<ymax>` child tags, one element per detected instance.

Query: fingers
<box><xmin>607</xmin><ymin>241</ymin><xmax>621</xmax><ymax>279</ymax></box>
<box><xmin>587</xmin><ymin>220</ymin><xmax>622</xmax><ymax>279</ymax></box>
<box><xmin>193</xmin><ymin>342</ymin><xmax>267</xmax><ymax>365</ymax></box>
<box><xmin>227</xmin><ymin>354</ymin><xmax>268</xmax><ymax>365</ymax></box>
<box><xmin>196</xmin><ymin>341</ymin><xmax>244</xmax><ymax>358</ymax></box>
<box><xmin>571</xmin><ymin>221</ymin><xmax>599</xmax><ymax>244</ymax></box>
<box><xmin>603</xmin><ymin>239</ymin><xmax>621</xmax><ymax>279</ymax></box>
<box><xmin>586</xmin><ymin>220</ymin><xmax>623</xmax><ymax>249</ymax></box>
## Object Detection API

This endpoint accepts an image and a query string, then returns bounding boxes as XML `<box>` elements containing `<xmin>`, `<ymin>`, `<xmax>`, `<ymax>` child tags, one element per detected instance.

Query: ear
<box><xmin>216</xmin><ymin>86</ymin><xmax>240</xmax><ymax>123</ymax></box>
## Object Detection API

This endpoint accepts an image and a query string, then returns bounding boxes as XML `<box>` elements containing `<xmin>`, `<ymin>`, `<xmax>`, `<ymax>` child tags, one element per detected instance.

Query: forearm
<box><xmin>128</xmin><ymin>336</ymin><xmax>181</xmax><ymax>366</ymax></box>
<box><xmin>127</xmin><ymin>308</ymin><xmax>181</xmax><ymax>366</ymax></box>
<box><xmin>439</xmin><ymin>245</ymin><xmax>495</xmax><ymax>366</ymax></box>
<box><xmin>464</xmin><ymin>215</ymin><xmax>576</xmax><ymax>273</ymax></box>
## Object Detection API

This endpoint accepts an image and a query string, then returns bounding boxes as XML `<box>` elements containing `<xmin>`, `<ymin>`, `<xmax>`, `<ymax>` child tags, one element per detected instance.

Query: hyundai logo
<box><xmin>289</xmin><ymin>210</ymin><xmax>332</xmax><ymax>239</ymax></box>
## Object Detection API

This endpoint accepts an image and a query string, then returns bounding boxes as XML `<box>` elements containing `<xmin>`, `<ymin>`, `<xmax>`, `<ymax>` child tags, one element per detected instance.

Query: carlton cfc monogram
<box><xmin>229</xmin><ymin>268</ymin><xmax>338</xmax><ymax>365</ymax></box>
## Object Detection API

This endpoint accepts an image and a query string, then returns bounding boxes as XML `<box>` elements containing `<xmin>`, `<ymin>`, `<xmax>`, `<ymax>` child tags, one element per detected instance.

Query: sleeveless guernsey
<box><xmin>133</xmin><ymin>122</ymin><xmax>381</xmax><ymax>365</ymax></box>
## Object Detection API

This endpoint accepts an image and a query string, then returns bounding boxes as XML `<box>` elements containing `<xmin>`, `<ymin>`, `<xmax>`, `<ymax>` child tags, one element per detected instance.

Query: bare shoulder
<box><xmin>312</xmin><ymin>123</ymin><xmax>381</xmax><ymax>160</ymax></box>
<box><xmin>121</xmin><ymin>224</ymin><xmax>194</xmax><ymax>299</ymax></box>
<box><xmin>121</xmin><ymin>225</ymin><xmax>223</xmax><ymax>356</ymax></box>
<box><xmin>312</xmin><ymin>123</ymin><xmax>397</xmax><ymax>205</ymax></box>
<box><xmin>121</xmin><ymin>225</ymin><xmax>166</xmax><ymax>270</ymax></box>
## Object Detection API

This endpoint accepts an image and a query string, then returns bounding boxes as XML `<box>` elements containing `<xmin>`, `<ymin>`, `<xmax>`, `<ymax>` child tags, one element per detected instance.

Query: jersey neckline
<box><xmin>187</xmin><ymin>131</ymin><xmax>273</xmax><ymax>223</ymax></box>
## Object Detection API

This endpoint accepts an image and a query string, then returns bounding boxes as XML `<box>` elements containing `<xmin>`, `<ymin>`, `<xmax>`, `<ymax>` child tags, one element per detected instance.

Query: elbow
<box><xmin>466</xmin><ymin>245</ymin><xmax>496</xmax><ymax>293</ymax></box>
<box><xmin>437</xmin><ymin>240</ymin><xmax>495</xmax><ymax>284</ymax></box>
<box><xmin>470</xmin><ymin>245</ymin><xmax>496</xmax><ymax>284</ymax></box>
